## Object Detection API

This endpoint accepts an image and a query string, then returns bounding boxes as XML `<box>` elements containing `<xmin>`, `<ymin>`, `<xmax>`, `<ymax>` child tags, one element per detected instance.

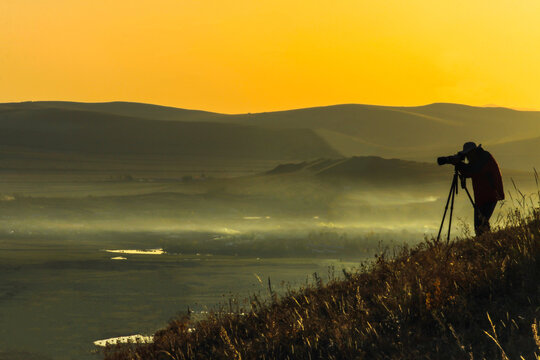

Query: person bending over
<box><xmin>455</xmin><ymin>142</ymin><xmax>504</xmax><ymax>236</ymax></box>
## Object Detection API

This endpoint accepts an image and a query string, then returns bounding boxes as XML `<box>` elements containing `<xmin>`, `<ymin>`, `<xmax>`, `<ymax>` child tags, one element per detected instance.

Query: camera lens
<box><xmin>437</xmin><ymin>157</ymin><xmax>448</xmax><ymax>166</ymax></box>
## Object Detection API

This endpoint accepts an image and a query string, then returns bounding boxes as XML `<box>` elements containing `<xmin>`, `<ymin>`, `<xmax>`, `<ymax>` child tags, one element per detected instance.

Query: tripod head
<box><xmin>453</xmin><ymin>167</ymin><xmax>468</xmax><ymax>190</ymax></box>
<box><xmin>459</xmin><ymin>173</ymin><xmax>467</xmax><ymax>189</ymax></box>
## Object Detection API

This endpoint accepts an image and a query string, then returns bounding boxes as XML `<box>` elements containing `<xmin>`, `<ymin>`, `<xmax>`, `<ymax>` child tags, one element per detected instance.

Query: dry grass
<box><xmin>103</xmin><ymin>207</ymin><xmax>539</xmax><ymax>360</ymax></box>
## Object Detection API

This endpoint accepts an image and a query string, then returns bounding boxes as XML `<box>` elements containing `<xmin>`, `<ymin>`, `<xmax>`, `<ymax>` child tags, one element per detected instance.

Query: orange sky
<box><xmin>2</xmin><ymin>0</ymin><xmax>540</xmax><ymax>113</ymax></box>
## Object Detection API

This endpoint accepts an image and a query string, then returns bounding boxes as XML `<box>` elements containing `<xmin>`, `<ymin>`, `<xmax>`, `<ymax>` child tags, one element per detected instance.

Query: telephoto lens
<box><xmin>437</xmin><ymin>153</ymin><xmax>464</xmax><ymax>166</ymax></box>
<box><xmin>437</xmin><ymin>156</ymin><xmax>450</xmax><ymax>166</ymax></box>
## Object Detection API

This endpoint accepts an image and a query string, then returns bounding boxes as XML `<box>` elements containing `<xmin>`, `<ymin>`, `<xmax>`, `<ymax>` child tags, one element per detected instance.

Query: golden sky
<box><xmin>2</xmin><ymin>0</ymin><xmax>540</xmax><ymax>113</ymax></box>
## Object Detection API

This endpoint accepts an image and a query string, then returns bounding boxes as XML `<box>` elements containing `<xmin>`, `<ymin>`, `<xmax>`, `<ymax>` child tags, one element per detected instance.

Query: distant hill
<box><xmin>265</xmin><ymin>156</ymin><xmax>448</xmax><ymax>186</ymax></box>
<box><xmin>2</xmin><ymin>101</ymin><xmax>540</xmax><ymax>171</ymax></box>
<box><xmin>0</xmin><ymin>101</ymin><xmax>222</xmax><ymax>122</ymax></box>
<box><xmin>227</xmin><ymin>103</ymin><xmax>540</xmax><ymax>166</ymax></box>
<box><xmin>0</xmin><ymin>107</ymin><xmax>340</xmax><ymax>173</ymax></box>
<box><xmin>489</xmin><ymin>136</ymin><xmax>540</xmax><ymax>171</ymax></box>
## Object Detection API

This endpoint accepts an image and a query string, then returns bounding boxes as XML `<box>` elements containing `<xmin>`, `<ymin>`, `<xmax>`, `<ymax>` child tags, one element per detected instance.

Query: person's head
<box><xmin>459</xmin><ymin>142</ymin><xmax>481</xmax><ymax>162</ymax></box>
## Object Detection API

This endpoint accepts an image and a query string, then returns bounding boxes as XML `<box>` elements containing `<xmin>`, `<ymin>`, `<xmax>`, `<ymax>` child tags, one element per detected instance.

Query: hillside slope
<box><xmin>103</xmin><ymin>210</ymin><xmax>540</xmax><ymax>360</ymax></box>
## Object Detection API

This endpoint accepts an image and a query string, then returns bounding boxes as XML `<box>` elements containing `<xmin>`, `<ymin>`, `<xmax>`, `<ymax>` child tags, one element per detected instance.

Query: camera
<box><xmin>437</xmin><ymin>153</ymin><xmax>464</xmax><ymax>166</ymax></box>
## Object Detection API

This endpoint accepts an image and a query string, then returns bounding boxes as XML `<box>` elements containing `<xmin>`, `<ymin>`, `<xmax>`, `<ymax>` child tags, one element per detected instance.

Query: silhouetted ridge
<box><xmin>2</xmin><ymin>101</ymin><xmax>221</xmax><ymax>122</ymax></box>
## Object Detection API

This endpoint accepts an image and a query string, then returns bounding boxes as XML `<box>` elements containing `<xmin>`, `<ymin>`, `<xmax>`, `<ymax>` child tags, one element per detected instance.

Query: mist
<box><xmin>2</xmin><ymin>167</ymin><xmax>536</xmax><ymax>259</ymax></box>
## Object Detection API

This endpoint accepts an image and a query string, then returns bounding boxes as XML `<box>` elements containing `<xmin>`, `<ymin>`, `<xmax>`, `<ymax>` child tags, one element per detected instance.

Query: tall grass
<box><xmin>103</xmin><ymin>201</ymin><xmax>539</xmax><ymax>359</ymax></box>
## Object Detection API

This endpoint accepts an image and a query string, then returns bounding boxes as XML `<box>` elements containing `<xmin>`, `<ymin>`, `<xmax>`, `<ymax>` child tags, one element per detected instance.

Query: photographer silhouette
<box><xmin>454</xmin><ymin>142</ymin><xmax>504</xmax><ymax>236</ymax></box>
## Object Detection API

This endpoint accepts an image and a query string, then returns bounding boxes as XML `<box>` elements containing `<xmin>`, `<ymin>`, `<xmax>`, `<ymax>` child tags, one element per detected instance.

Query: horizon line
<box><xmin>1</xmin><ymin>99</ymin><xmax>539</xmax><ymax>115</ymax></box>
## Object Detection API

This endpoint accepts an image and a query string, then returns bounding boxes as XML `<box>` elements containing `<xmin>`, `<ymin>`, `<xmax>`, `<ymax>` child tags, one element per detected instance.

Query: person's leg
<box><xmin>474</xmin><ymin>201</ymin><xmax>497</xmax><ymax>236</ymax></box>
<box><xmin>474</xmin><ymin>206</ymin><xmax>481</xmax><ymax>235</ymax></box>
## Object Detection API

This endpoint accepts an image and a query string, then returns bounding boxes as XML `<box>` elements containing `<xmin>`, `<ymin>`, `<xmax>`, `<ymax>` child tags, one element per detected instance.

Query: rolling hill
<box><xmin>0</xmin><ymin>101</ymin><xmax>222</xmax><ymax>122</ymax></box>
<box><xmin>227</xmin><ymin>103</ymin><xmax>540</xmax><ymax>165</ymax></box>
<box><xmin>489</xmin><ymin>136</ymin><xmax>540</xmax><ymax>171</ymax></box>
<box><xmin>2</xmin><ymin>101</ymin><xmax>540</xmax><ymax>172</ymax></box>
<box><xmin>0</xmin><ymin>107</ymin><xmax>339</xmax><ymax>174</ymax></box>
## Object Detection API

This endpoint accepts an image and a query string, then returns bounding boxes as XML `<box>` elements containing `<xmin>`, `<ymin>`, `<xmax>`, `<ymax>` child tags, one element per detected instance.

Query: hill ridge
<box><xmin>4</xmin><ymin>100</ymin><xmax>539</xmax><ymax>116</ymax></box>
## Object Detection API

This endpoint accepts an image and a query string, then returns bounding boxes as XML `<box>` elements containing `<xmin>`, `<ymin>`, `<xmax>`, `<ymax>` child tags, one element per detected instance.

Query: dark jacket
<box><xmin>456</xmin><ymin>148</ymin><xmax>504</xmax><ymax>206</ymax></box>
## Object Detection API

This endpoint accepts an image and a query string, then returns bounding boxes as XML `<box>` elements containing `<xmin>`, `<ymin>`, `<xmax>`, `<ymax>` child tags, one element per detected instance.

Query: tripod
<box><xmin>437</xmin><ymin>168</ymin><xmax>476</xmax><ymax>243</ymax></box>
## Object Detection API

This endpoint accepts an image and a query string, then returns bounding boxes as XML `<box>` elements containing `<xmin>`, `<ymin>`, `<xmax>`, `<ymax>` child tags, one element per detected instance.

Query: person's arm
<box><xmin>456</xmin><ymin>152</ymin><xmax>488</xmax><ymax>178</ymax></box>
<box><xmin>455</xmin><ymin>161</ymin><xmax>473</xmax><ymax>178</ymax></box>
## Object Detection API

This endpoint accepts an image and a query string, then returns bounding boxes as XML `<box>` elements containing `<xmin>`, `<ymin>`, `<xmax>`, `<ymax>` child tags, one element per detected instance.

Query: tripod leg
<box><xmin>437</xmin><ymin>174</ymin><xmax>458</xmax><ymax>241</ymax></box>
<box><xmin>463</xmin><ymin>186</ymin><xmax>476</xmax><ymax>208</ymax></box>
<box><xmin>447</xmin><ymin>180</ymin><xmax>457</xmax><ymax>244</ymax></box>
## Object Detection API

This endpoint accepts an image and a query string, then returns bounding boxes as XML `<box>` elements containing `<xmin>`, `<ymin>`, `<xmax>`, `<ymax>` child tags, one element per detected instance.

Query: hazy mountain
<box><xmin>0</xmin><ymin>107</ymin><xmax>339</xmax><ymax>170</ymax></box>
<box><xmin>0</xmin><ymin>101</ymin><xmax>222</xmax><ymax>122</ymax></box>
<box><xmin>490</xmin><ymin>136</ymin><xmax>540</xmax><ymax>171</ymax></box>
<box><xmin>2</xmin><ymin>101</ymin><xmax>540</xmax><ymax>171</ymax></box>
<box><xmin>227</xmin><ymin>103</ymin><xmax>540</xmax><ymax>165</ymax></box>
